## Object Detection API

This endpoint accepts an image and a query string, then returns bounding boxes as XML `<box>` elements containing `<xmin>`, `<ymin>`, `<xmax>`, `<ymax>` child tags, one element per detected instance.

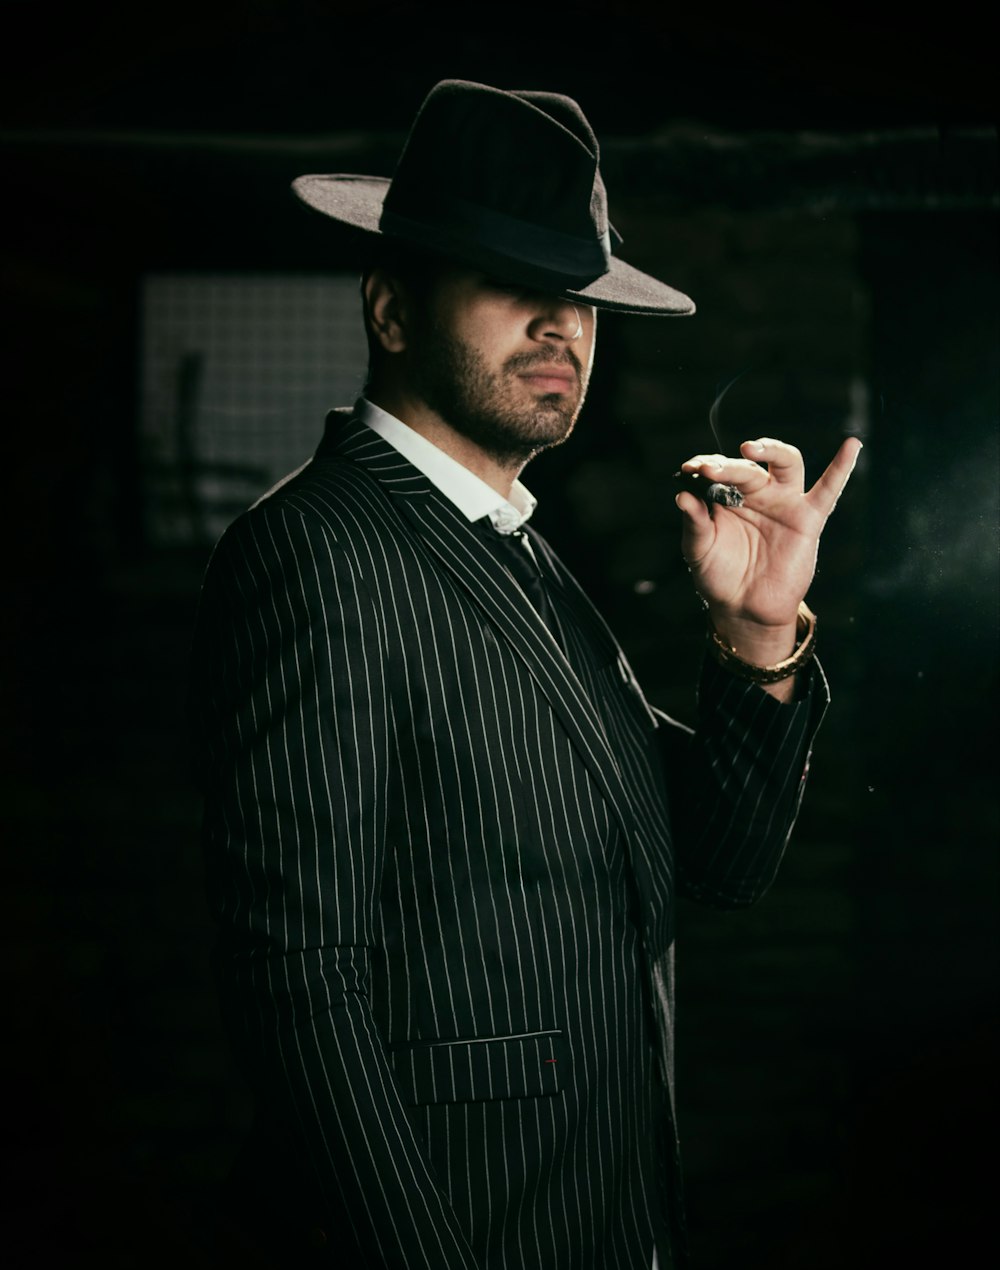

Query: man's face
<box><xmin>405</xmin><ymin>268</ymin><xmax>596</xmax><ymax>467</ymax></box>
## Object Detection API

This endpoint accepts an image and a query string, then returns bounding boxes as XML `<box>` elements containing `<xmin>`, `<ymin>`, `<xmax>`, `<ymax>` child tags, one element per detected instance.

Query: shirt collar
<box><xmin>355</xmin><ymin>397</ymin><xmax>537</xmax><ymax>535</ymax></box>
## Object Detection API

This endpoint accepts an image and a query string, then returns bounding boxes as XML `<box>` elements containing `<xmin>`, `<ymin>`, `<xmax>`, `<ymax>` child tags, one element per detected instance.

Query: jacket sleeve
<box><xmin>653</xmin><ymin>656</ymin><xmax>830</xmax><ymax>909</ymax></box>
<box><xmin>189</xmin><ymin>499</ymin><xmax>479</xmax><ymax>1269</ymax></box>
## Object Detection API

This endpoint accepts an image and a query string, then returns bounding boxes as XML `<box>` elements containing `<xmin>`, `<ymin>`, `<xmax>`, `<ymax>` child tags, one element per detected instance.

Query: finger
<box><xmin>675</xmin><ymin>489</ymin><xmax>715</xmax><ymax>563</ymax></box>
<box><xmin>807</xmin><ymin>437</ymin><xmax>863</xmax><ymax>517</ymax></box>
<box><xmin>740</xmin><ymin>438</ymin><xmax>805</xmax><ymax>488</ymax></box>
<box><xmin>681</xmin><ymin>455</ymin><xmax>770</xmax><ymax>496</ymax></box>
<box><xmin>679</xmin><ymin>452</ymin><xmax>728</xmax><ymax>472</ymax></box>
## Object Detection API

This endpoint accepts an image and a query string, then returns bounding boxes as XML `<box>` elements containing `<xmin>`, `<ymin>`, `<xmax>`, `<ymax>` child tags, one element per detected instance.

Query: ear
<box><xmin>364</xmin><ymin>266</ymin><xmax>409</xmax><ymax>354</ymax></box>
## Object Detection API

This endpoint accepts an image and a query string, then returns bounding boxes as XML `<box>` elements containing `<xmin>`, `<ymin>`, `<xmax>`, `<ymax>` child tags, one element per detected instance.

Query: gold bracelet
<box><xmin>707</xmin><ymin>601</ymin><xmax>817</xmax><ymax>685</ymax></box>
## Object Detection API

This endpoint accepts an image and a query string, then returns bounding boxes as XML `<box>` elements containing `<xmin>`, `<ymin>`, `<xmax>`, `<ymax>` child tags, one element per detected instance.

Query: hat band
<box><xmin>380</xmin><ymin>193</ymin><xmax>612</xmax><ymax>286</ymax></box>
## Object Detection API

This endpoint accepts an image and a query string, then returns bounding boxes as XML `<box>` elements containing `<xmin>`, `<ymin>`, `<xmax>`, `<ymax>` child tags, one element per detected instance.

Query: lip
<box><xmin>518</xmin><ymin>367</ymin><xmax>577</xmax><ymax>394</ymax></box>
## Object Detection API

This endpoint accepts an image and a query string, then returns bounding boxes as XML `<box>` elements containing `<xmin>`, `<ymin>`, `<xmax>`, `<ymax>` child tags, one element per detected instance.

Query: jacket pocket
<box><xmin>390</xmin><ymin>1028</ymin><xmax>566</xmax><ymax>1106</ymax></box>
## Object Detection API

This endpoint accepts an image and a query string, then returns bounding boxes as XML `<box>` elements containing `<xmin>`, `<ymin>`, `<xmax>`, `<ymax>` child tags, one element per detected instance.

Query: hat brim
<box><xmin>293</xmin><ymin>174</ymin><xmax>695</xmax><ymax>317</ymax></box>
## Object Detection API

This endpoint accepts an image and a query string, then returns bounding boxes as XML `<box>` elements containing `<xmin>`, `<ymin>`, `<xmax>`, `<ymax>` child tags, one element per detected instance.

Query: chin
<box><xmin>528</xmin><ymin>412</ymin><xmax>577</xmax><ymax>451</ymax></box>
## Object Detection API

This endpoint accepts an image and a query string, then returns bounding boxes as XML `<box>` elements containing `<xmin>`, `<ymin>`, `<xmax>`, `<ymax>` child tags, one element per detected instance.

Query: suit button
<box><xmin>307</xmin><ymin>1226</ymin><xmax>328</xmax><ymax>1248</ymax></box>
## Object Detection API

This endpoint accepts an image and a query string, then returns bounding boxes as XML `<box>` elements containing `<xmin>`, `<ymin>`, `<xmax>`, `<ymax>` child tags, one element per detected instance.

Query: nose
<box><xmin>527</xmin><ymin>298</ymin><xmax>584</xmax><ymax>343</ymax></box>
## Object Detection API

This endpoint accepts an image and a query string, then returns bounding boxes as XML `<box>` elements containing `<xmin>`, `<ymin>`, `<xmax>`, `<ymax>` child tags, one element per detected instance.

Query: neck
<box><xmin>367</xmin><ymin>385</ymin><xmax>525</xmax><ymax>499</ymax></box>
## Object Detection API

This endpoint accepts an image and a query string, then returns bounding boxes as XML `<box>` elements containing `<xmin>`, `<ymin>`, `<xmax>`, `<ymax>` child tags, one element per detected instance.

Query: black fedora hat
<box><xmin>292</xmin><ymin>80</ymin><xmax>695</xmax><ymax>317</ymax></box>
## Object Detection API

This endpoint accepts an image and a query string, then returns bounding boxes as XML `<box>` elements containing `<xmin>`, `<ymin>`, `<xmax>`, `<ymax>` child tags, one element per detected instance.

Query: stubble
<box><xmin>409</xmin><ymin>323</ymin><xmax>591</xmax><ymax>467</ymax></box>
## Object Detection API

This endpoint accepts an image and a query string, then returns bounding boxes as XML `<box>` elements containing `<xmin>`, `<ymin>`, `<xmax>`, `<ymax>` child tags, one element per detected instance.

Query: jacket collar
<box><xmin>354</xmin><ymin>396</ymin><xmax>537</xmax><ymax>531</ymax></box>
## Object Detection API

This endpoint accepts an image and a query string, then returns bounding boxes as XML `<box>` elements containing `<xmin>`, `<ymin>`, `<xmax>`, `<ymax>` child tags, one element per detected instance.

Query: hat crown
<box><xmin>380</xmin><ymin>80</ymin><xmax>613</xmax><ymax>286</ymax></box>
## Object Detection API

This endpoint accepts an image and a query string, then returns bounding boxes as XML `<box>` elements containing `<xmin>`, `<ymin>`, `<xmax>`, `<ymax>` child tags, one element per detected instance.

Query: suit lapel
<box><xmin>527</xmin><ymin>529</ymin><xmax>620</xmax><ymax>665</ymax></box>
<box><xmin>317</xmin><ymin>409</ymin><xmax>640</xmax><ymax>840</ymax></box>
<box><xmin>530</xmin><ymin>530</ymin><xmax>661</xmax><ymax>731</ymax></box>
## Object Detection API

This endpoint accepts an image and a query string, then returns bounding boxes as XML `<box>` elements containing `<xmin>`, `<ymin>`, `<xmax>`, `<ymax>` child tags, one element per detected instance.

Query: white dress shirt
<box><xmin>355</xmin><ymin>397</ymin><xmax>536</xmax><ymax>534</ymax></box>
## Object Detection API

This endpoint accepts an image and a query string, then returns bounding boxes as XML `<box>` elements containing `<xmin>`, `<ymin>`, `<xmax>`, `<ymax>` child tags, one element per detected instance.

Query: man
<box><xmin>189</xmin><ymin>81</ymin><xmax>860</xmax><ymax>1269</ymax></box>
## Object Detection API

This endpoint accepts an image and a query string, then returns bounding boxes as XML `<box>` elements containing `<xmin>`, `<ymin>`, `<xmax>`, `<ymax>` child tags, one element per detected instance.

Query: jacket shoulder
<box><xmin>236</xmin><ymin>441</ymin><xmax>399</xmax><ymax>549</ymax></box>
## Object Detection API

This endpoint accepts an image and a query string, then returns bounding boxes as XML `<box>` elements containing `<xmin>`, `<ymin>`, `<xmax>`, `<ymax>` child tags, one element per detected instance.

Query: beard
<box><xmin>407</xmin><ymin>322</ymin><xmax>591</xmax><ymax>467</ymax></box>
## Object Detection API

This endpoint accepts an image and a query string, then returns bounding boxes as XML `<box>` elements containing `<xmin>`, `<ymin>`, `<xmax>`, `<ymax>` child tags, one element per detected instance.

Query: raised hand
<box><xmin>675</xmin><ymin>436</ymin><xmax>862</xmax><ymax>674</ymax></box>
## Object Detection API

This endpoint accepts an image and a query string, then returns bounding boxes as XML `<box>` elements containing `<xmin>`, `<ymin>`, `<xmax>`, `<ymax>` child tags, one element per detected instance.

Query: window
<box><xmin>139</xmin><ymin>273</ymin><xmax>367</xmax><ymax>546</ymax></box>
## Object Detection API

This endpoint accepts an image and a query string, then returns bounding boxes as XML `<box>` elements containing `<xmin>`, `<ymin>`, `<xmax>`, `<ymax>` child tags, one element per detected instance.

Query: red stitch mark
<box><xmin>544</xmin><ymin>1059</ymin><xmax>557</xmax><ymax>1063</ymax></box>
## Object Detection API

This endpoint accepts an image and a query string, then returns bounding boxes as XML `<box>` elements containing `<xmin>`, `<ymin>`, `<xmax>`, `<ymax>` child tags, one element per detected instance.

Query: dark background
<box><xmin>3</xmin><ymin>5</ymin><xmax>997</xmax><ymax>1267</ymax></box>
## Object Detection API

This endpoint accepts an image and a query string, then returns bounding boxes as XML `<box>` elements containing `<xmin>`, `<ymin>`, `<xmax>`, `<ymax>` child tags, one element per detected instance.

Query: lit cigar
<box><xmin>672</xmin><ymin>471</ymin><xmax>744</xmax><ymax>508</ymax></box>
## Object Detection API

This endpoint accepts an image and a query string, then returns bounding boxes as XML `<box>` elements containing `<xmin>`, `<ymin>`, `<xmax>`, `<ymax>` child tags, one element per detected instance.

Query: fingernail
<box><xmin>749</xmin><ymin>440</ymin><xmax>765</xmax><ymax>454</ymax></box>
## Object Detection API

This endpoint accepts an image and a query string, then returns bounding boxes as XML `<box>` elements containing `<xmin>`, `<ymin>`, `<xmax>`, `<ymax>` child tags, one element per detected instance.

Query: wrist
<box><xmin>706</xmin><ymin>602</ymin><xmax>817</xmax><ymax>687</ymax></box>
<box><xmin>707</xmin><ymin>613</ymin><xmax>798</xmax><ymax>666</ymax></box>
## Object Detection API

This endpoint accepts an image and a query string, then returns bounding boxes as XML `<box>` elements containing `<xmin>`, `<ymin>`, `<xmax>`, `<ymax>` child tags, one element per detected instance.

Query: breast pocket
<box><xmin>390</xmin><ymin>1028</ymin><xmax>566</xmax><ymax>1106</ymax></box>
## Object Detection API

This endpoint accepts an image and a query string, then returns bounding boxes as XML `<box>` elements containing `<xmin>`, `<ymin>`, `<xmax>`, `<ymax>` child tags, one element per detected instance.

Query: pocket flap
<box><xmin>390</xmin><ymin>1029</ymin><xmax>566</xmax><ymax>1106</ymax></box>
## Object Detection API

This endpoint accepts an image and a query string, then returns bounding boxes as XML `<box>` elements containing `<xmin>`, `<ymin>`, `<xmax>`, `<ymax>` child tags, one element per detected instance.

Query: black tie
<box><xmin>476</xmin><ymin>518</ymin><xmax>562</xmax><ymax>644</ymax></box>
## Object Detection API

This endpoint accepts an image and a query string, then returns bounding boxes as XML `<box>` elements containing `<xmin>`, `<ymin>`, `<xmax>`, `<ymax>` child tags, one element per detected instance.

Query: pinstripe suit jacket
<box><xmin>189</xmin><ymin>407</ymin><xmax>827</xmax><ymax>1269</ymax></box>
